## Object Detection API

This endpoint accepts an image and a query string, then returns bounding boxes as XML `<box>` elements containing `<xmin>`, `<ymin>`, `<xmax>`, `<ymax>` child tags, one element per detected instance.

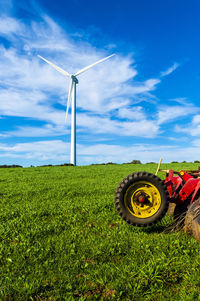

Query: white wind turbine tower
<box><xmin>38</xmin><ymin>53</ymin><xmax>115</xmax><ymax>166</ymax></box>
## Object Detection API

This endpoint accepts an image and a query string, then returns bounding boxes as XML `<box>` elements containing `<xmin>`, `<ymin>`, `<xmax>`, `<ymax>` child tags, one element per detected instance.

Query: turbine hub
<box><xmin>71</xmin><ymin>75</ymin><xmax>78</xmax><ymax>84</ymax></box>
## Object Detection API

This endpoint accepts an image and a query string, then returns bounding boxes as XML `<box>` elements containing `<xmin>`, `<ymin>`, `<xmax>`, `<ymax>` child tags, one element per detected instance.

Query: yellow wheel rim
<box><xmin>124</xmin><ymin>181</ymin><xmax>161</xmax><ymax>218</ymax></box>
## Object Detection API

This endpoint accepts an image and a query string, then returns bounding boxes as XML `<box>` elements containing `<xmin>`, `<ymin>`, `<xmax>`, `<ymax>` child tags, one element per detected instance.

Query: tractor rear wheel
<box><xmin>184</xmin><ymin>200</ymin><xmax>200</xmax><ymax>241</ymax></box>
<box><xmin>115</xmin><ymin>172</ymin><xmax>170</xmax><ymax>226</ymax></box>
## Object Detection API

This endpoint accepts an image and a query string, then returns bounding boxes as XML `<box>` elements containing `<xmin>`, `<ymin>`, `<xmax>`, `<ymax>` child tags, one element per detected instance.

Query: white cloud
<box><xmin>0</xmin><ymin>139</ymin><xmax>200</xmax><ymax>166</ymax></box>
<box><xmin>0</xmin><ymin>88</ymin><xmax>65</xmax><ymax>125</ymax></box>
<box><xmin>88</xmin><ymin>144</ymin><xmax>200</xmax><ymax>164</ymax></box>
<box><xmin>77</xmin><ymin>113</ymin><xmax>159</xmax><ymax>138</ymax></box>
<box><xmin>160</xmin><ymin>62</ymin><xmax>179</xmax><ymax>77</ymax></box>
<box><xmin>192</xmin><ymin>139</ymin><xmax>200</xmax><ymax>147</ymax></box>
<box><xmin>3</xmin><ymin>110</ymin><xmax>159</xmax><ymax>139</ymax></box>
<box><xmin>169</xmin><ymin>97</ymin><xmax>190</xmax><ymax>105</ymax></box>
<box><xmin>176</xmin><ymin>114</ymin><xmax>200</xmax><ymax>136</ymax></box>
<box><xmin>6</xmin><ymin>124</ymin><xmax>68</xmax><ymax>138</ymax></box>
<box><xmin>0</xmin><ymin>16</ymin><xmax>24</xmax><ymax>35</ymax></box>
<box><xmin>117</xmin><ymin>106</ymin><xmax>146</xmax><ymax>120</ymax></box>
<box><xmin>0</xmin><ymin>140</ymin><xmax>70</xmax><ymax>162</ymax></box>
<box><xmin>157</xmin><ymin>105</ymin><xmax>197</xmax><ymax>125</ymax></box>
<box><xmin>192</xmin><ymin>115</ymin><xmax>200</xmax><ymax>125</ymax></box>
<box><xmin>0</xmin><ymin>133</ymin><xmax>9</xmax><ymax>137</ymax></box>
<box><xmin>1</xmin><ymin>140</ymin><xmax>67</xmax><ymax>153</ymax></box>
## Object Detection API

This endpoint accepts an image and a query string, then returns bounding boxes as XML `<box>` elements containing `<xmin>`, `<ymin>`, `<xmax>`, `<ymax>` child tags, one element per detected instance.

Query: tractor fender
<box><xmin>179</xmin><ymin>178</ymin><xmax>200</xmax><ymax>202</ymax></box>
<box><xmin>191</xmin><ymin>180</ymin><xmax>200</xmax><ymax>204</ymax></box>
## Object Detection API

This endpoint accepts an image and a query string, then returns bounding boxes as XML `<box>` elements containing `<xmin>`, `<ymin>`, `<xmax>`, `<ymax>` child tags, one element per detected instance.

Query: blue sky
<box><xmin>1</xmin><ymin>0</ymin><xmax>200</xmax><ymax>166</ymax></box>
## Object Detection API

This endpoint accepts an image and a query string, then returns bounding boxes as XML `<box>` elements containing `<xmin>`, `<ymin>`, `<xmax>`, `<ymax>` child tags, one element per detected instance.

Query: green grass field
<box><xmin>1</xmin><ymin>163</ymin><xmax>200</xmax><ymax>300</ymax></box>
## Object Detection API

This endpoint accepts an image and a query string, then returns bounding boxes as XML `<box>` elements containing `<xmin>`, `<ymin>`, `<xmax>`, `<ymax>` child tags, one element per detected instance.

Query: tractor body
<box><xmin>164</xmin><ymin>169</ymin><xmax>200</xmax><ymax>206</ymax></box>
<box><xmin>115</xmin><ymin>167</ymin><xmax>200</xmax><ymax>228</ymax></box>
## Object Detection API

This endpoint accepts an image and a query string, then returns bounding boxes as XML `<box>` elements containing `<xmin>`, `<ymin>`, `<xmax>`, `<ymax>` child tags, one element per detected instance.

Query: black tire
<box><xmin>115</xmin><ymin>172</ymin><xmax>170</xmax><ymax>226</ymax></box>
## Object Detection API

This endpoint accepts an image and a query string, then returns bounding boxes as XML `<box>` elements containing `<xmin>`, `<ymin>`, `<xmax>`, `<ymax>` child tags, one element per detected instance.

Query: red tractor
<box><xmin>115</xmin><ymin>163</ymin><xmax>200</xmax><ymax>239</ymax></box>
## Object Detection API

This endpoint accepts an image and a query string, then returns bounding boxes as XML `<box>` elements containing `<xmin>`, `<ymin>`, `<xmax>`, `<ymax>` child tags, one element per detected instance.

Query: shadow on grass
<box><xmin>141</xmin><ymin>224</ymin><xmax>167</xmax><ymax>234</ymax></box>
<box><xmin>140</xmin><ymin>214</ymin><xmax>186</xmax><ymax>234</ymax></box>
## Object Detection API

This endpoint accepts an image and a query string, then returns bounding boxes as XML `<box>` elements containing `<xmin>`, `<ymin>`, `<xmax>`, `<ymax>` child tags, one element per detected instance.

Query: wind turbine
<box><xmin>38</xmin><ymin>53</ymin><xmax>115</xmax><ymax>166</ymax></box>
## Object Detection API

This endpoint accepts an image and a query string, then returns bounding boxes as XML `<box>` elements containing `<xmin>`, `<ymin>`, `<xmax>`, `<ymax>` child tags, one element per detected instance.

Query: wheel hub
<box><xmin>124</xmin><ymin>181</ymin><xmax>161</xmax><ymax>218</ymax></box>
<box><xmin>137</xmin><ymin>193</ymin><xmax>149</xmax><ymax>203</ymax></box>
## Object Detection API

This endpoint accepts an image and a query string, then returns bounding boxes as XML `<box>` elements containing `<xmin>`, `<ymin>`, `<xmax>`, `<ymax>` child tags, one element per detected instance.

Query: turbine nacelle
<box><xmin>71</xmin><ymin>75</ymin><xmax>78</xmax><ymax>84</ymax></box>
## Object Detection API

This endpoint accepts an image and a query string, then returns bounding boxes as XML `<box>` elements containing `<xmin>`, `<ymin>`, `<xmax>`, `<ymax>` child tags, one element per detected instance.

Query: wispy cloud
<box><xmin>0</xmin><ymin>15</ymin><xmax>25</xmax><ymax>35</ymax></box>
<box><xmin>160</xmin><ymin>62</ymin><xmax>179</xmax><ymax>77</ymax></box>
<box><xmin>157</xmin><ymin>104</ymin><xmax>197</xmax><ymax>125</ymax></box>
<box><xmin>77</xmin><ymin>113</ymin><xmax>160</xmax><ymax>138</ymax></box>
<box><xmin>175</xmin><ymin>114</ymin><xmax>200</xmax><ymax>136</ymax></box>
<box><xmin>5</xmin><ymin>124</ymin><xmax>68</xmax><ymax>138</ymax></box>
<box><xmin>117</xmin><ymin>106</ymin><xmax>146</xmax><ymax>120</ymax></box>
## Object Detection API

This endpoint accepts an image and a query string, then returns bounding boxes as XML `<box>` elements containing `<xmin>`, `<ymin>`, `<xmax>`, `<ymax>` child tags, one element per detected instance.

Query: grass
<box><xmin>1</xmin><ymin>163</ymin><xmax>200</xmax><ymax>300</ymax></box>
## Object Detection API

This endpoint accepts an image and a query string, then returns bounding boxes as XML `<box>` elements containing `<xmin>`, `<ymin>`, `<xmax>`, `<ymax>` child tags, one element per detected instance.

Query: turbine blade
<box><xmin>65</xmin><ymin>79</ymin><xmax>74</xmax><ymax>124</ymax></box>
<box><xmin>38</xmin><ymin>55</ymin><xmax>71</xmax><ymax>77</ymax></box>
<box><xmin>74</xmin><ymin>54</ymin><xmax>115</xmax><ymax>76</ymax></box>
